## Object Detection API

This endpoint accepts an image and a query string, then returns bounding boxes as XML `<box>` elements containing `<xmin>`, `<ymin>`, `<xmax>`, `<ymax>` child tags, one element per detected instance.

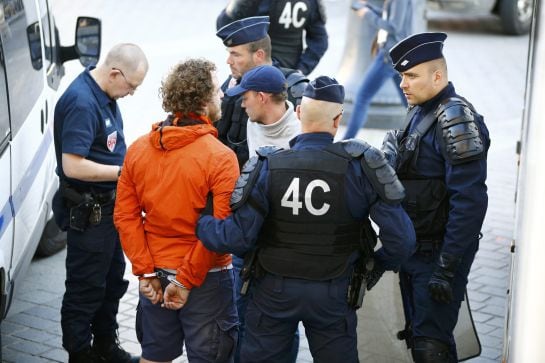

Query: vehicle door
<box><xmin>2</xmin><ymin>0</ymin><xmax>54</xmax><ymax>281</ymax></box>
<box><xmin>0</xmin><ymin>33</ymin><xmax>13</xmax><ymax>304</ymax></box>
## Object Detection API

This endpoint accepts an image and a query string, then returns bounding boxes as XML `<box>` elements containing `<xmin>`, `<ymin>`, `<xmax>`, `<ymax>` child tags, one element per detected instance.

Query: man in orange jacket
<box><xmin>114</xmin><ymin>58</ymin><xmax>240</xmax><ymax>363</ymax></box>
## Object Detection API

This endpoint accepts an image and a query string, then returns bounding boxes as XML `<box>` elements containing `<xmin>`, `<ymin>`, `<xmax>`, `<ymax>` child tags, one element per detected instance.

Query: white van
<box><xmin>0</xmin><ymin>0</ymin><xmax>100</xmax><ymax>323</ymax></box>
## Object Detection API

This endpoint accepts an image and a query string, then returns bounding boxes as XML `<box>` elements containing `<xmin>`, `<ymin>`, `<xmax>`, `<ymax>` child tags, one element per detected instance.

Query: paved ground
<box><xmin>1</xmin><ymin>1</ymin><xmax>528</xmax><ymax>362</ymax></box>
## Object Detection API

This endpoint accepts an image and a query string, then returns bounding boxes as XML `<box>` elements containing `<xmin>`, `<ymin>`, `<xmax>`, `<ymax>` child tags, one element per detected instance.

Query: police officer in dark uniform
<box><xmin>216</xmin><ymin>16</ymin><xmax>309</xmax><ymax>169</ymax></box>
<box><xmin>52</xmin><ymin>43</ymin><xmax>148</xmax><ymax>363</ymax></box>
<box><xmin>197</xmin><ymin>76</ymin><xmax>416</xmax><ymax>363</ymax></box>
<box><xmin>217</xmin><ymin>0</ymin><xmax>328</xmax><ymax>75</ymax></box>
<box><xmin>382</xmin><ymin>32</ymin><xmax>490</xmax><ymax>362</ymax></box>
<box><xmin>216</xmin><ymin>17</ymin><xmax>308</xmax><ymax>363</ymax></box>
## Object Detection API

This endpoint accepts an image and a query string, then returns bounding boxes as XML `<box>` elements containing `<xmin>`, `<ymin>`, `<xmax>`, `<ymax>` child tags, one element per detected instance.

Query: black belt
<box><xmin>92</xmin><ymin>189</ymin><xmax>116</xmax><ymax>204</ymax></box>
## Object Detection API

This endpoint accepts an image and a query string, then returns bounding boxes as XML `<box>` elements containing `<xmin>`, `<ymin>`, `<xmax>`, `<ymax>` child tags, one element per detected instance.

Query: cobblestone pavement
<box><xmin>1</xmin><ymin>1</ymin><xmax>528</xmax><ymax>362</ymax></box>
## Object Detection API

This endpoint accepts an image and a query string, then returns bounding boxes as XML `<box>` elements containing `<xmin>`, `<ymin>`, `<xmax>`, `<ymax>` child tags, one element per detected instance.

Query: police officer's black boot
<box><xmin>92</xmin><ymin>334</ymin><xmax>139</xmax><ymax>363</ymax></box>
<box><xmin>411</xmin><ymin>337</ymin><xmax>456</xmax><ymax>363</ymax></box>
<box><xmin>68</xmin><ymin>346</ymin><xmax>105</xmax><ymax>363</ymax></box>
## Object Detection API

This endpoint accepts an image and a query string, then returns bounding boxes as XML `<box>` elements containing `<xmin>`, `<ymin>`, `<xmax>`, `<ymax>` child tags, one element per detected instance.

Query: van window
<box><xmin>0</xmin><ymin>44</ymin><xmax>9</xmax><ymax>151</ymax></box>
<box><xmin>1</xmin><ymin>0</ymin><xmax>44</xmax><ymax>137</ymax></box>
<box><xmin>38</xmin><ymin>0</ymin><xmax>60</xmax><ymax>89</ymax></box>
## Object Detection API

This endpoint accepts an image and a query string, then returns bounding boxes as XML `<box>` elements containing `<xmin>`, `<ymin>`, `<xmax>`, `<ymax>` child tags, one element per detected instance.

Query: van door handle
<box><xmin>41</xmin><ymin>108</ymin><xmax>44</xmax><ymax>134</ymax></box>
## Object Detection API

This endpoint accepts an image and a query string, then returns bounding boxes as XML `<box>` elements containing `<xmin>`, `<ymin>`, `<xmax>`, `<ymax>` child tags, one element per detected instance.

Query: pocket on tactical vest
<box><xmin>401</xmin><ymin>179</ymin><xmax>448</xmax><ymax>239</ymax></box>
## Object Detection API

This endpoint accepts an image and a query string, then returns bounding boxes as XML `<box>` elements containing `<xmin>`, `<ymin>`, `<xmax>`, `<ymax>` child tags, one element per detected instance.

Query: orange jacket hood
<box><xmin>149</xmin><ymin>113</ymin><xmax>218</xmax><ymax>151</ymax></box>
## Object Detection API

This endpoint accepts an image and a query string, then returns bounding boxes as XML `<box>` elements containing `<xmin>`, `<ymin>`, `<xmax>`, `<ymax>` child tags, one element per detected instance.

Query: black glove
<box><xmin>365</xmin><ymin>260</ymin><xmax>385</xmax><ymax>291</ymax></box>
<box><xmin>381</xmin><ymin>130</ymin><xmax>401</xmax><ymax>168</ymax></box>
<box><xmin>428</xmin><ymin>253</ymin><xmax>460</xmax><ymax>304</ymax></box>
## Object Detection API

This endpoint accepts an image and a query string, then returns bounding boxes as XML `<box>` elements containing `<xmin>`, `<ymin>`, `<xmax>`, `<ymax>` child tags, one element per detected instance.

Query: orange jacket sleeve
<box><xmin>114</xmin><ymin>146</ymin><xmax>155</xmax><ymax>276</ymax></box>
<box><xmin>176</xmin><ymin>149</ymin><xmax>239</xmax><ymax>289</ymax></box>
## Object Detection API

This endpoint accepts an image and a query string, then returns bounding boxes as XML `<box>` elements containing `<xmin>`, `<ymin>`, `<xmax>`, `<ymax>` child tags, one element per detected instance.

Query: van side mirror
<box><xmin>26</xmin><ymin>22</ymin><xmax>43</xmax><ymax>70</ymax></box>
<box><xmin>59</xmin><ymin>16</ymin><xmax>101</xmax><ymax>67</ymax></box>
<box><xmin>75</xmin><ymin>17</ymin><xmax>101</xmax><ymax>67</ymax></box>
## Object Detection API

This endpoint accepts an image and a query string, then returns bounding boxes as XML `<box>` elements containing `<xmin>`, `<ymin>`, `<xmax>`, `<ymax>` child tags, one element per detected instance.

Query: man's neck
<box><xmin>260</xmin><ymin>102</ymin><xmax>288</xmax><ymax>126</ymax></box>
<box><xmin>90</xmin><ymin>67</ymin><xmax>109</xmax><ymax>95</ymax></box>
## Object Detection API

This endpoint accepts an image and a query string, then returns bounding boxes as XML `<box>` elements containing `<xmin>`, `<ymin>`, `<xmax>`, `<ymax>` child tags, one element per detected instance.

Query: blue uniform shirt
<box><xmin>406</xmin><ymin>82</ymin><xmax>490</xmax><ymax>258</ymax></box>
<box><xmin>197</xmin><ymin>132</ymin><xmax>415</xmax><ymax>271</ymax></box>
<box><xmin>54</xmin><ymin>67</ymin><xmax>126</xmax><ymax>191</ymax></box>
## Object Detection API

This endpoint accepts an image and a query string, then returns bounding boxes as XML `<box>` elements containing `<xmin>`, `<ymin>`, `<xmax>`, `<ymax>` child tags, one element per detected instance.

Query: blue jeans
<box><xmin>343</xmin><ymin>48</ymin><xmax>407</xmax><ymax>139</ymax></box>
<box><xmin>232</xmin><ymin>256</ymin><xmax>299</xmax><ymax>363</ymax></box>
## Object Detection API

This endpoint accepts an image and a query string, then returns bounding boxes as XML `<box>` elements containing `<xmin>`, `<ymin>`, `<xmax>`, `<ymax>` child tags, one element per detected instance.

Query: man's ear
<box><xmin>296</xmin><ymin>104</ymin><xmax>302</xmax><ymax>120</ymax></box>
<box><xmin>254</xmin><ymin>48</ymin><xmax>266</xmax><ymax>63</ymax></box>
<box><xmin>434</xmin><ymin>69</ymin><xmax>443</xmax><ymax>84</ymax></box>
<box><xmin>333</xmin><ymin>113</ymin><xmax>342</xmax><ymax>129</ymax></box>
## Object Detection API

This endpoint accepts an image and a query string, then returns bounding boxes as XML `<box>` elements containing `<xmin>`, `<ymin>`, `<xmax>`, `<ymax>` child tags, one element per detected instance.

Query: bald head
<box><xmin>92</xmin><ymin>43</ymin><xmax>149</xmax><ymax>99</ymax></box>
<box><xmin>297</xmin><ymin>96</ymin><xmax>343</xmax><ymax>135</ymax></box>
<box><xmin>103</xmin><ymin>43</ymin><xmax>149</xmax><ymax>74</ymax></box>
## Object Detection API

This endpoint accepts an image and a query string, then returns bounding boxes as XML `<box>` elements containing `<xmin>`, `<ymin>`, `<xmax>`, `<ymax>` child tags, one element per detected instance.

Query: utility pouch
<box><xmin>89</xmin><ymin>203</ymin><xmax>102</xmax><ymax>225</ymax></box>
<box><xmin>69</xmin><ymin>201</ymin><xmax>93</xmax><ymax>232</ymax></box>
<box><xmin>347</xmin><ymin>264</ymin><xmax>366</xmax><ymax>309</ymax></box>
<box><xmin>240</xmin><ymin>249</ymin><xmax>258</xmax><ymax>296</ymax></box>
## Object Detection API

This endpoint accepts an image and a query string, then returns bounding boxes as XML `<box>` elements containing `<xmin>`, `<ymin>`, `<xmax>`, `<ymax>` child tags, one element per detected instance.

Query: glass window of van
<box><xmin>0</xmin><ymin>44</ymin><xmax>9</xmax><ymax>150</ymax></box>
<box><xmin>1</xmin><ymin>0</ymin><xmax>44</xmax><ymax>137</ymax></box>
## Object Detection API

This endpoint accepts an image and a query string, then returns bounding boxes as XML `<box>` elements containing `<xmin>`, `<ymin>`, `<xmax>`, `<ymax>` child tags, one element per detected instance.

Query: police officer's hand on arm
<box><xmin>196</xmin><ymin>156</ymin><xmax>270</xmax><ymax>257</ymax></box>
<box><xmin>428</xmin><ymin>252</ymin><xmax>461</xmax><ymax>304</ymax></box>
<box><xmin>62</xmin><ymin>153</ymin><xmax>121</xmax><ymax>182</ymax></box>
<box><xmin>139</xmin><ymin>277</ymin><xmax>163</xmax><ymax>305</ymax></box>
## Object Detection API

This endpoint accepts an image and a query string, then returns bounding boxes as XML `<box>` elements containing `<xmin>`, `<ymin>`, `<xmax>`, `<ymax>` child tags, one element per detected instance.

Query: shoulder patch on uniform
<box><xmin>436</xmin><ymin>97</ymin><xmax>485</xmax><ymax>165</ymax></box>
<box><xmin>340</xmin><ymin>139</ymin><xmax>372</xmax><ymax>157</ymax></box>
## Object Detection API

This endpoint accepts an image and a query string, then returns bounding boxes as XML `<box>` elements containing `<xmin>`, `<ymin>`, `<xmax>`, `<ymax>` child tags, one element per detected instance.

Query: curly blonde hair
<box><xmin>160</xmin><ymin>58</ymin><xmax>217</xmax><ymax>114</ymax></box>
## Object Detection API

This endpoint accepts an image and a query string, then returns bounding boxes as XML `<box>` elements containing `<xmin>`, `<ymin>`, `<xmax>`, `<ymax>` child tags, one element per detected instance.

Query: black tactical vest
<box><xmin>396</xmin><ymin>110</ymin><xmax>448</xmax><ymax>242</ymax></box>
<box><xmin>216</xmin><ymin>77</ymin><xmax>250</xmax><ymax>169</ymax></box>
<box><xmin>268</xmin><ymin>0</ymin><xmax>309</xmax><ymax>69</ymax></box>
<box><xmin>257</xmin><ymin>146</ymin><xmax>362</xmax><ymax>280</ymax></box>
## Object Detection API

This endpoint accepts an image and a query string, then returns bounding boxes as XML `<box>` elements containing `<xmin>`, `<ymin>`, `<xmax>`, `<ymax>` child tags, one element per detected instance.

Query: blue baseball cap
<box><xmin>303</xmin><ymin>76</ymin><xmax>345</xmax><ymax>104</ymax></box>
<box><xmin>216</xmin><ymin>16</ymin><xmax>270</xmax><ymax>47</ymax></box>
<box><xmin>389</xmin><ymin>32</ymin><xmax>448</xmax><ymax>72</ymax></box>
<box><xmin>225</xmin><ymin>65</ymin><xmax>287</xmax><ymax>97</ymax></box>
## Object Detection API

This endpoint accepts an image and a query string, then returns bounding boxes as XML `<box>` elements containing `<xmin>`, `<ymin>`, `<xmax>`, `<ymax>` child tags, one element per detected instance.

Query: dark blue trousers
<box><xmin>240</xmin><ymin>273</ymin><xmax>358</xmax><ymax>363</ymax></box>
<box><xmin>400</xmin><ymin>241</ymin><xmax>479</xmax><ymax>359</ymax></box>
<box><xmin>61</xmin><ymin>214</ymin><xmax>128</xmax><ymax>353</ymax></box>
<box><xmin>232</xmin><ymin>256</ymin><xmax>299</xmax><ymax>363</ymax></box>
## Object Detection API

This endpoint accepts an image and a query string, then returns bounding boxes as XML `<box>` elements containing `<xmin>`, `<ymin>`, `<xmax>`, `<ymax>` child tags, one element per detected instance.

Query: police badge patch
<box><xmin>107</xmin><ymin>131</ymin><xmax>117</xmax><ymax>152</ymax></box>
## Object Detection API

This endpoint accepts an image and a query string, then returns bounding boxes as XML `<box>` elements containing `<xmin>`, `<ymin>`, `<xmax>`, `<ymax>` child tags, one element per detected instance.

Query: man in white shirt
<box><xmin>226</xmin><ymin>64</ymin><xmax>300</xmax><ymax>157</ymax></box>
<box><xmin>223</xmin><ymin>63</ymin><xmax>301</xmax><ymax>363</ymax></box>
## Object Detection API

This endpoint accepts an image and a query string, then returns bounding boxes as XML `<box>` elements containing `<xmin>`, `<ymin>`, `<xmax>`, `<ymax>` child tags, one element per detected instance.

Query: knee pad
<box><xmin>411</xmin><ymin>337</ymin><xmax>455</xmax><ymax>363</ymax></box>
